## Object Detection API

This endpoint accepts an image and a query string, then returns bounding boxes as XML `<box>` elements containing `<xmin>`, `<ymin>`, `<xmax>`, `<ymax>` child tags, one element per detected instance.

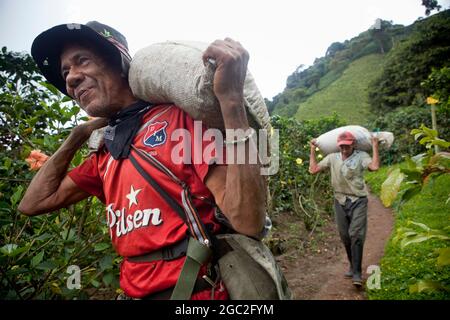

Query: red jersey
<box><xmin>68</xmin><ymin>104</ymin><xmax>227</xmax><ymax>299</ymax></box>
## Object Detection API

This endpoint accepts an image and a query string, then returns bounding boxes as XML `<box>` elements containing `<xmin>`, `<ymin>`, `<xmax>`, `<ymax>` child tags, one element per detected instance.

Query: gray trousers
<box><xmin>334</xmin><ymin>197</ymin><xmax>368</xmax><ymax>277</ymax></box>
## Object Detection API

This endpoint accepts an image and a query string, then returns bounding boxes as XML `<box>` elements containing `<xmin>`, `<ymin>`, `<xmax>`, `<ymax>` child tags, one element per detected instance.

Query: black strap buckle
<box><xmin>162</xmin><ymin>237</ymin><xmax>189</xmax><ymax>261</ymax></box>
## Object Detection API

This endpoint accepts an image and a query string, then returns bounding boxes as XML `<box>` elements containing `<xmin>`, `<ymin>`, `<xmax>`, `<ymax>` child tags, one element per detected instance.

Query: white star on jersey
<box><xmin>126</xmin><ymin>185</ymin><xmax>142</xmax><ymax>208</ymax></box>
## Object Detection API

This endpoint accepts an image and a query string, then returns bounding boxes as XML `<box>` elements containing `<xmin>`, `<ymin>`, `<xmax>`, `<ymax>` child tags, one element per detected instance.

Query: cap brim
<box><xmin>337</xmin><ymin>140</ymin><xmax>354</xmax><ymax>146</ymax></box>
<box><xmin>31</xmin><ymin>24</ymin><xmax>122</xmax><ymax>96</ymax></box>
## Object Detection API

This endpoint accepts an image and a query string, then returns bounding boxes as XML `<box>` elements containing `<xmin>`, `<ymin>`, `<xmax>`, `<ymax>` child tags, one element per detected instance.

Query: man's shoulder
<box><xmin>355</xmin><ymin>149</ymin><xmax>371</xmax><ymax>158</ymax></box>
<box><xmin>328</xmin><ymin>152</ymin><xmax>340</xmax><ymax>161</ymax></box>
<box><xmin>143</xmin><ymin>103</ymin><xmax>191</xmax><ymax>121</ymax></box>
<box><xmin>84</xmin><ymin>147</ymin><xmax>111</xmax><ymax>165</ymax></box>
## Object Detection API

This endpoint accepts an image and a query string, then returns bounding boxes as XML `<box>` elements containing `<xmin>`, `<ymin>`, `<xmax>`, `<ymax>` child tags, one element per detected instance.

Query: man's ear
<box><xmin>120</xmin><ymin>59</ymin><xmax>130</xmax><ymax>79</ymax></box>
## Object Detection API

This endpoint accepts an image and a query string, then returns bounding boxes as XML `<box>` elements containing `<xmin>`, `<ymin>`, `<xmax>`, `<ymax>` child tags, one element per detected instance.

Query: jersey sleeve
<box><xmin>67</xmin><ymin>153</ymin><xmax>106</xmax><ymax>203</ymax></box>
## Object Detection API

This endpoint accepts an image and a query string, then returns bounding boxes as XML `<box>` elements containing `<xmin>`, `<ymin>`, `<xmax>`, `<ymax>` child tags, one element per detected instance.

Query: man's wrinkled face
<box><xmin>339</xmin><ymin>144</ymin><xmax>354</xmax><ymax>158</ymax></box>
<box><xmin>60</xmin><ymin>43</ymin><xmax>128</xmax><ymax>117</ymax></box>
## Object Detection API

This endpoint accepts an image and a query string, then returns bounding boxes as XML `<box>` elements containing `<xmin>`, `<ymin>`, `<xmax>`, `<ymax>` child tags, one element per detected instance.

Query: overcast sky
<box><xmin>1</xmin><ymin>0</ymin><xmax>448</xmax><ymax>99</ymax></box>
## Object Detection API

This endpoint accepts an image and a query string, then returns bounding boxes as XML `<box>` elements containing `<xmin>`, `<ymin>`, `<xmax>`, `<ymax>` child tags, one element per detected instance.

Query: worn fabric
<box><xmin>68</xmin><ymin>104</ymin><xmax>227</xmax><ymax>299</ymax></box>
<box><xmin>334</xmin><ymin>197</ymin><xmax>368</xmax><ymax>276</ymax></box>
<box><xmin>318</xmin><ymin>150</ymin><xmax>372</xmax><ymax>205</ymax></box>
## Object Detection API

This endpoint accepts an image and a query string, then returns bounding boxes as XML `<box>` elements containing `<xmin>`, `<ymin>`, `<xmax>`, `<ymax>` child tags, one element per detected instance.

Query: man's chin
<box><xmin>81</xmin><ymin>101</ymin><xmax>101</xmax><ymax>117</ymax></box>
<box><xmin>84</xmin><ymin>106</ymin><xmax>114</xmax><ymax>119</ymax></box>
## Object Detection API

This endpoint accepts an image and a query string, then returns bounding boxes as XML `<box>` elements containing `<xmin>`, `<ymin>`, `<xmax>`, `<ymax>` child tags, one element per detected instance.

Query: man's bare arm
<box><xmin>309</xmin><ymin>139</ymin><xmax>324</xmax><ymax>175</ymax></box>
<box><xmin>205</xmin><ymin>155</ymin><xmax>266</xmax><ymax>238</ymax></box>
<box><xmin>18</xmin><ymin>118</ymin><xmax>108</xmax><ymax>216</ymax></box>
<box><xmin>202</xmin><ymin>39</ymin><xmax>266</xmax><ymax>237</ymax></box>
<box><xmin>367</xmin><ymin>136</ymin><xmax>380</xmax><ymax>171</ymax></box>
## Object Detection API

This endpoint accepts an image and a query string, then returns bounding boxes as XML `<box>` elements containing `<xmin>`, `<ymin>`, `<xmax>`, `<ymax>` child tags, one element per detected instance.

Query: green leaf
<box><xmin>99</xmin><ymin>255</ymin><xmax>113</xmax><ymax>271</ymax></box>
<box><xmin>410</xmin><ymin>128</ymin><xmax>422</xmax><ymax>135</ymax></box>
<box><xmin>102</xmin><ymin>272</ymin><xmax>114</xmax><ymax>286</ymax></box>
<box><xmin>72</xmin><ymin>152</ymin><xmax>83</xmax><ymax>167</ymax></box>
<box><xmin>60</xmin><ymin>228</ymin><xmax>76</xmax><ymax>242</ymax></box>
<box><xmin>39</xmin><ymin>81</ymin><xmax>60</xmax><ymax>96</ymax></box>
<box><xmin>431</xmin><ymin>139</ymin><xmax>450</xmax><ymax>149</ymax></box>
<box><xmin>408</xmin><ymin>221</ymin><xmax>431</xmax><ymax>232</ymax></box>
<box><xmin>0</xmin><ymin>244</ymin><xmax>28</xmax><ymax>257</ymax></box>
<box><xmin>31</xmin><ymin>250</ymin><xmax>45</xmax><ymax>267</ymax></box>
<box><xmin>10</xmin><ymin>185</ymin><xmax>24</xmax><ymax>207</ymax></box>
<box><xmin>436</xmin><ymin>248</ymin><xmax>450</xmax><ymax>267</ymax></box>
<box><xmin>0</xmin><ymin>201</ymin><xmax>12</xmax><ymax>214</ymax></box>
<box><xmin>419</xmin><ymin>136</ymin><xmax>432</xmax><ymax>145</ymax></box>
<box><xmin>400</xmin><ymin>185</ymin><xmax>421</xmax><ymax>202</ymax></box>
<box><xmin>61</xmin><ymin>96</ymin><xmax>72</xmax><ymax>103</ymax></box>
<box><xmin>422</xmin><ymin>126</ymin><xmax>438</xmax><ymax>139</ymax></box>
<box><xmin>0</xmin><ymin>244</ymin><xmax>18</xmax><ymax>256</ymax></box>
<box><xmin>36</xmin><ymin>260</ymin><xmax>58</xmax><ymax>271</ymax></box>
<box><xmin>94</xmin><ymin>243</ymin><xmax>110</xmax><ymax>252</ymax></box>
<box><xmin>34</xmin><ymin>233</ymin><xmax>53</xmax><ymax>241</ymax></box>
<box><xmin>90</xmin><ymin>279</ymin><xmax>100</xmax><ymax>288</ymax></box>
<box><xmin>413</xmin><ymin>132</ymin><xmax>423</xmax><ymax>141</ymax></box>
<box><xmin>3</xmin><ymin>157</ymin><xmax>12</xmax><ymax>170</ymax></box>
<box><xmin>409</xmin><ymin>280</ymin><xmax>447</xmax><ymax>293</ymax></box>
<box><xmin>401</xmin><ymin>232</ymin><xmax>450</xmax><ymax>248</ymax></box>
<box><xmin>400</xmin><ymin>169</ymin><xmax>422</xmax><ymax>183</ymax></box>
<box><xmin>411</xmin><ymin>153</ymin><xmax>428</xmax><ymax>166</ymax></box>
<box><xmin>380</xmin><ymin>168</ymin><xmax>405</xmax><ymax>207</ymax></box>
<box><xmin>401</xmin><ymin>235</ymin><xmax>432</xmax><ymax>248</ymax></box>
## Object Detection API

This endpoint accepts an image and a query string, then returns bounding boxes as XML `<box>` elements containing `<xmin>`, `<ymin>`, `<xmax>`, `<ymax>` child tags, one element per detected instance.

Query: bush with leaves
<box><xmin>374</xmin><ymin>124</ymin><xmax>450</xmax><ymax>297</ymax></box>
<box><xmin>371</xmin><ymin>65</ymin><xmax>450</xmax><ymax>165</ymax></box>
<box><xmin>268</xmin><ymin>113</ymin><xmax>346</xmax><ymax>230</ymax></box>
<box><xmin>380</xmin><ymin>124</ymin><xmax>449</xmax><ymax>208</ymax></box>
<box><xmin>368</xmin><ymin>10</ymin><xmax>450</xmax><ymax>113</ymax></box>
<box><xmin>0</xmin><ymin>47</ymin><xmax>119</xmax><ymax>299</ymax></box>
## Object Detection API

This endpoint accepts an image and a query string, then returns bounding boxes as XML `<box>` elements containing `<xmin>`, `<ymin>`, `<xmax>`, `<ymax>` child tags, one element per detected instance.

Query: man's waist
<box><xmin>126</xmin><ymin>237</ymin><xmax>189</xmax><ymax>263</ymax></box>
<box><xmin>121</xmin><ymin>237</ymin><xmax>221</xmax><ymax>299</ymax></box>
<box><xmin>334</xmin><ymin>190</ymin><xmax>367</xmax><ymax>197</ymax></box>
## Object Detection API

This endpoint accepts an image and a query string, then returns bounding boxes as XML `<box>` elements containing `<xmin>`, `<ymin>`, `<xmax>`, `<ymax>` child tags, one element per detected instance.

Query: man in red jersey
<box><xmin>19</xmin><ymin>21</ymin><xmax>267</xmax><ymax>299</ymax></box>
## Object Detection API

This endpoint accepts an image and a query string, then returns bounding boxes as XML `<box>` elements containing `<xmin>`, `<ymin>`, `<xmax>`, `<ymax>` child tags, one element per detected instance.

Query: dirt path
<box><xmin>276</xmin><ymin>192</ymin><xmax>394</xmax><ymax>300</ymax></box>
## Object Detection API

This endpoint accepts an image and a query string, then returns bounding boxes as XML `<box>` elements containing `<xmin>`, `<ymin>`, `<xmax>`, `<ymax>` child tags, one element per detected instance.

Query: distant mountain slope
<box><xmin>267</xmin><ymin>19</ymin><xmax>408</xmax><ymax>118</ymax></box>
<box><xmin>268</xmin><ymin>10</ymin><xmax>449</xmax><ymax>129</ymax></box>
<box><xmin>295</xmin><ymin>54</ymin><xmax>385</xmax><ymax>126</ymax></box>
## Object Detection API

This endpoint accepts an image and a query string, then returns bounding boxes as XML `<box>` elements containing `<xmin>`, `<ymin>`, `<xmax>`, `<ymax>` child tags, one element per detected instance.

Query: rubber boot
<box><xmin>344</xmin><ymin>244</ymin><xmax>353</xmax><ymax>278</ymax></box>
<box><xmin>351</xmin><ymin>239</ymin><xmax>364</xmax><ymax>287</ymax></box>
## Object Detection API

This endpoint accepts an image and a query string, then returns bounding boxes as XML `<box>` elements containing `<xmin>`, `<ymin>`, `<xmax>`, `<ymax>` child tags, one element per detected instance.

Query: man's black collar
<box><xmin>104</xmin><ymin>100</ymin><xmax>153</xmax><ymax>160</ymax></box>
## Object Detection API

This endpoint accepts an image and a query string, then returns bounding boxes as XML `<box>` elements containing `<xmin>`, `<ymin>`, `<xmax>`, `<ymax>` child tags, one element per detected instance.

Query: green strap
<box><xmin>170</xmin><ymin>237</ymin><xmax>212</xmax><ymax>300</ymax></box>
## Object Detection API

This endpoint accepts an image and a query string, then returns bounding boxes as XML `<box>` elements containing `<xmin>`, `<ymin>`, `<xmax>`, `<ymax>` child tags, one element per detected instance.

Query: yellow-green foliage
<box><xmin>366</xmin><ymin>170</ymin><xmax>450</xmax><ymax>299</ymax></box>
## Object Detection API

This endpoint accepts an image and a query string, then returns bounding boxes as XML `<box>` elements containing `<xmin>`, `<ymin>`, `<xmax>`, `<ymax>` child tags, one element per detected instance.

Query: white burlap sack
<box><xmin>315</xmin><ymin>125</ymin><xmax>394</xmax><ymax>155</ymax></box>
<box><xmin>128</xmin><ymin>41</ymin><xmax>270</xmax><ymax>131</ymax></box>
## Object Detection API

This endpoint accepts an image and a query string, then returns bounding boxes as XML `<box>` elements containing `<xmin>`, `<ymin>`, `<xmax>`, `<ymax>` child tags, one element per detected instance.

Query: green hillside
<box><xmin>295</xmin><ymin>54</ymin><xmax>385</xmax><ymax>125</ymax></box>
<box><xmin>268</xmin><ymin>19</ymin><xmax>409</xmax><ymax>118</ymax></box>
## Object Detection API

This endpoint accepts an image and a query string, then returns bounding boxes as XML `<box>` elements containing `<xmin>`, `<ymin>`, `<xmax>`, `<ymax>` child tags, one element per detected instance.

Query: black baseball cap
<box><xmin>31</xmin><ymin>21</ymin><xmax>132</xmax><ymax>96</ymax></box>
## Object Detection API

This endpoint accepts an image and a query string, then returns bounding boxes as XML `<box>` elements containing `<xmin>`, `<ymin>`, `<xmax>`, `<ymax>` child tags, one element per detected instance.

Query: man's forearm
<box><xmin>18</xmin><ymin>127</ymin><xmax>91</xmax><ymax>214</ymax></box>
<box><xmin>220</xmin><ymin>101</ymin><xmax>266</xmax><ymax>236</ymax></box>
<box><xmin>19</xmin><ymin>118</ymin><xmax>108</xmax><ymax>214</ymax></box>
<box><xmin>223</xmin><ymin>145</ymin><xmax>266</xmax><ymax>236</ymax></box>
<box><xmin>309</xmin><ymin>147</ymin><xmax>320</xmax><ymax>174</ymax></box>
<box><xmin>202</xmin><ymin>39</ymin><xmax>266</xmax><ymax>236</ymax></box>
<box><xmin>369</xmin><ymin>143</ymin><xmax>380</xmax><ymax>171</ymax></box>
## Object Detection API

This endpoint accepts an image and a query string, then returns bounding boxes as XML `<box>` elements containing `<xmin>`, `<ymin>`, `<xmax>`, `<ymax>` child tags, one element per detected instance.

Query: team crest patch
<box><xmin>143</xmin><ymin>121</ymin><xmax>168</xmax><ymax>147</ymax></box>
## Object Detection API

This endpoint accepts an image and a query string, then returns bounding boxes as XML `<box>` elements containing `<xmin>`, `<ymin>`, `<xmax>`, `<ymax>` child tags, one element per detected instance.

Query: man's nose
<box><xmin>65</xmin><ymin>68</ymin><xmax>84</xmax><ymax>94</ymax></box>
